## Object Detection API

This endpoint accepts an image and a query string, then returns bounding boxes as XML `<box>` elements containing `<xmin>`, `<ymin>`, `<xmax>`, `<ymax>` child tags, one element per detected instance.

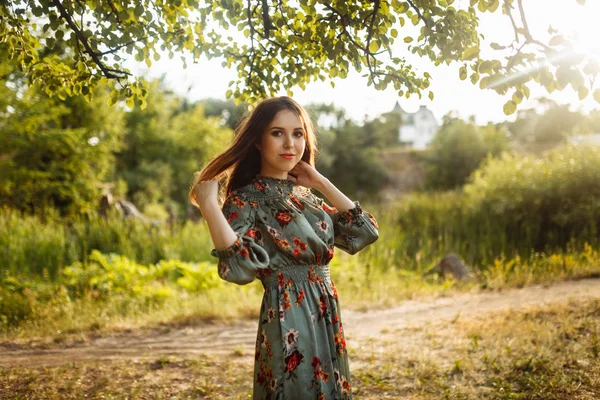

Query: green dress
<box><xmin>210</xmin><ymin>175</ymin><xmax>379</xmax><ymax>400</ymax></box>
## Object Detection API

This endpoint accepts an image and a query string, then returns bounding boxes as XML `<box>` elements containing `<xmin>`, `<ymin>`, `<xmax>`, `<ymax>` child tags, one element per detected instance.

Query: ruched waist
<box><xmin>258</xmin><ymin>263</ymin><xmax>332</xmax><ymax>289</ymax></box>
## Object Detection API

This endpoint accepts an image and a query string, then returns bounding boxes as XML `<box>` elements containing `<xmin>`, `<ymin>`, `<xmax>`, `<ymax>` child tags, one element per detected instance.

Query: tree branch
<box><xmin>517</xmin><ymin>0</ymin><xmax>551</xmax><ymax>51</ymax></box>
<box><xmin>50</xmin><ymin>0</ymin><xmax>131</xmax><ymax>79</ymax></box>
<box><xmin>406</xmin><ymin>0</ymin><xmax>433</xmax><ymax>29</ymax></box>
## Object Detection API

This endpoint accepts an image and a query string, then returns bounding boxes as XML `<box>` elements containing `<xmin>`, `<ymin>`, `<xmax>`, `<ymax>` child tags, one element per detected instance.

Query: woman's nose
<box><xmin>284</xmin><ymin>134</ymin><xmax>293</xmax><ymax>147</ymax></box>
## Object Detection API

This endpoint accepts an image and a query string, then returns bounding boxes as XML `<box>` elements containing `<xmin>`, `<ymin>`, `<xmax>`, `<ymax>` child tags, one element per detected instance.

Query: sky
<box><xmin>127</xmin><ymin>0</ymin><xmax>600</xmax><ymax>125</ymax></box>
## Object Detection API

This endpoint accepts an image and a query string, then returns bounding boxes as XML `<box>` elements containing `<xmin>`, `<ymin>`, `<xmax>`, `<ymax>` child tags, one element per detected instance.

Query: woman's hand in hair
<box><xmin>192</xmin><ymin>178</ymin><xmax>219</xmax><ymax>209</ymax></box>
<box><xmin>288</xmin><ymin>160</ymin><xmax>328</xmax><ymax>191</ymax></box>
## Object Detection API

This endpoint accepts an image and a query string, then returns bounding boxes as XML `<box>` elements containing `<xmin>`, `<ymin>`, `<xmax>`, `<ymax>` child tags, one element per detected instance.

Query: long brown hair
<box><xmin>189</xmin><ymin>96</ymin><xmax>318</xmax><ymax>208</ymax></box>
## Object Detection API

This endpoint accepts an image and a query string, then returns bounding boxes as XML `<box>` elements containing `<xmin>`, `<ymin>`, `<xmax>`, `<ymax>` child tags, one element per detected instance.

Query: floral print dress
<box><xmin>210</xmin><ymin>175</ymin><xmax>379</xmax><ymax>400</ymax></box>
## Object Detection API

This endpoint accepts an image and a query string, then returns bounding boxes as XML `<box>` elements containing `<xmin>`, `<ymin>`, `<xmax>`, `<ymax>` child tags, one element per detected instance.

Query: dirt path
<box><xmin>2</xmin><ymin>278</ymin><xmax>600</xmax><ymax>368</ymax></box>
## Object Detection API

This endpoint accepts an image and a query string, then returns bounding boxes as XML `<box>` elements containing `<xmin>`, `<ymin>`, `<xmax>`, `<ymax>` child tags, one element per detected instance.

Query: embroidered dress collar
<box><xmin>252</xmin><ymin>174</ymin><xmax>296</xmax><ymax>197</ymax></box>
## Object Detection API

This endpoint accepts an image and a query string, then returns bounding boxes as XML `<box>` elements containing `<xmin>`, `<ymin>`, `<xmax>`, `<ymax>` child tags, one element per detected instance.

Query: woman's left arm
<box><xmin>313</xmin><ymin>177</ymin><xmax>355</xmax><ymax>213</ymax></box>
<box><xmin>289</xmin><ymin>162</ymin><xmax>379</xmax><ymax>255</ymax></box>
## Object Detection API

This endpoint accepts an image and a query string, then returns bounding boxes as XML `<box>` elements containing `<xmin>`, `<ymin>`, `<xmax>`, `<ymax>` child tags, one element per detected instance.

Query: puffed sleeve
<box><xmin>308</xmin><ymin>191</ymin><xmax>380</xmax><ymax>255</ymax></box>
<box><xmin>209</xmin><ymin>192</ymin><xmax>270</xmax><ymax>285</ymax></box>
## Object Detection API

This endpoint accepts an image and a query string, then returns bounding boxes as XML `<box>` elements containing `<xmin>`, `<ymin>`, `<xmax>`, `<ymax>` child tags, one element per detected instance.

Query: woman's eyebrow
<box><xmin>269</xmin><ymin>126</ymin><xmax>305</xmax><ymax>131</ymax></box>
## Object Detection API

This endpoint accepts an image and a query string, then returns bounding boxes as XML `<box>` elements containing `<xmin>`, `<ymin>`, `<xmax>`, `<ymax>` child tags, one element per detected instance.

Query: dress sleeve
<box><xmin>308</xmin><ymin>191</ymin><xmax>380</xmax><ymax>255</ymax></box>
<box><xmin>209</xmin><ymin>192</ymin><xmax>270</xmax><ymax>285</ymax></box>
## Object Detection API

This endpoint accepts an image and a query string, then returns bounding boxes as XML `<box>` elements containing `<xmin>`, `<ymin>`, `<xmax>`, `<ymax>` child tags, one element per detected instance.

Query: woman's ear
<box><xmin>255</xmin><ymin>143</ymin><xmax>261</xmax><ymax>151</ymax></box>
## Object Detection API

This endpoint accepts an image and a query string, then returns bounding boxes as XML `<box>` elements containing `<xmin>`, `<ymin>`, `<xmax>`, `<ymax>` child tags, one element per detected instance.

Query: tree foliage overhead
<box><xmin>2</xmin><ymin>0</ymin><xmax>599</xmax><ymax>113</ymax></box>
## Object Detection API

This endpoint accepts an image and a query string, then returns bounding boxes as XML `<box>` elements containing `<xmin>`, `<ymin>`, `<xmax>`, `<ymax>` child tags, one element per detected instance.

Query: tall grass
<box><xmin>392</xmin><ymin>143</ymin><xmax>600</xmax><ymax>269</ymax></box>
<box><xmin>0</xmin><ymin>207</ymin><xmax>214</xmax><ymax>280</ymax></box>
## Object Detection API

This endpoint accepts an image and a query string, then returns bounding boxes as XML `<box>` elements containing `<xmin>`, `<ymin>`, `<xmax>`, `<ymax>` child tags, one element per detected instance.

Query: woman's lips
<box><xmin>280</xmin><ymin>155</ymin><xmax>295</xmax><ymax>160</ymax></box>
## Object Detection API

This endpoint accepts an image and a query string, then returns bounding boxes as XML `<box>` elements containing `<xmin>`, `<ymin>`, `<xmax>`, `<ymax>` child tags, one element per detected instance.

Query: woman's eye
<box><xmin>294</xmin><ymin>131</ymin><xmax>304</xmax><ymax>137</ymax></box>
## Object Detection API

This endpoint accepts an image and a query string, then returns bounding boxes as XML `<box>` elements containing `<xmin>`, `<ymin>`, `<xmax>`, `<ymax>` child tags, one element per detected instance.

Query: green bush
<box><xmin>61</xmin><ymin>250</ymin><xmax>222</xmax><ymax>301</ymax></box>
<box><xmin>465</xmin><ymin>143</ymin><xmax>600</xmax><ymax>250</ymax></box>
<box><xmin>422</xmin><ymin>117</ymin><xmax>508</xmax><ymax>190</ymax></box>
<box><xmin>395</xmin><ymin>143</ymin><xmax>600</xmax><ymax>267</ymax></box>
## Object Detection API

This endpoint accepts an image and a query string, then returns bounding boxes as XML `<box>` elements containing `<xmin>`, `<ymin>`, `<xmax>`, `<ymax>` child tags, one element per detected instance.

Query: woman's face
<box><xmin>257</xmin><ymin>109</ymin><xmax>306</xmax><ymax>179</ymax></box>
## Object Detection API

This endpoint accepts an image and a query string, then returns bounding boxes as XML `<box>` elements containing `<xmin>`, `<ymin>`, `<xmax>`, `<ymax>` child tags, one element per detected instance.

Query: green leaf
<box><xmin>462</xmin><ymin>46</ymin><xmax>479</xmax><ymax>60</ymax></box>
<box><xmin>479</xmin><ymin>76</ymin><xmax>489</xmax><ymax>89</ymax></box>
<box><xmin>391</xmin><ymin>29</ymin><xmax>398</xmax><ymax>38</ymax></box>
<box><xmin>512</xmin><ymin>90</ymin><xmax>523</xmax><ymax>104</ymax></box>
<box><xmin>369</xmin><ymin>41</ymin><xmax>380</xmax><ymax>53</ymax></box>
<box><xmin>478</xmin><ymin>60</ymin><xmax>492</xmax><ymax>73</ymax></box>
<box><xmin>428</xmin><ymin>91</ymin><xmax>434</xmax><ymax>100</ymax></box>
<box><xmin>404</xmin><ymin>36</ymin><xmax>413</xmax><ymax>43</ymax></box>
<box><xmin>459</xmin><ymin>65</ymin><xmax>467</xmax><ymax>80</ymax></box>
<box><xmin>503</xmin><ymin>100</ymin><xmax>517</xmax><ymax>115</ymax></box>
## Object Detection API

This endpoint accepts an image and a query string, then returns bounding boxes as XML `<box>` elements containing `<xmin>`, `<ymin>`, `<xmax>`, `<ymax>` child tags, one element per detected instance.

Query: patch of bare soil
<box><xmin>1</xmin><ymin>278</ymin><xmax>599</xmax><ymax>368</ymax></box>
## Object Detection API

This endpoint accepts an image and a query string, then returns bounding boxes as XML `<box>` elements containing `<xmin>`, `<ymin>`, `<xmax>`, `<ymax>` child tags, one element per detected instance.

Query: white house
<box><xmin>394</xmin><ymin>102</ymin><xmax>439</xmax><ymax>149</ymax></box>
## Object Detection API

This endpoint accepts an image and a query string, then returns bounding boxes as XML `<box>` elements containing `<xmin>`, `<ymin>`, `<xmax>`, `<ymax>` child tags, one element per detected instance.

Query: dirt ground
<box><xmin>2</xmin><ymin>277</ymin><xmax>600</xmax><ymax>369</ymax></box>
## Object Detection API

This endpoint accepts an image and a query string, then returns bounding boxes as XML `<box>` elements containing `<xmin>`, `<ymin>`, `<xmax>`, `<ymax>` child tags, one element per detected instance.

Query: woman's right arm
<box><xmin>193</xmin><ymin>180</ymin><xmax>270</xmax><ymax>285</ymax></box>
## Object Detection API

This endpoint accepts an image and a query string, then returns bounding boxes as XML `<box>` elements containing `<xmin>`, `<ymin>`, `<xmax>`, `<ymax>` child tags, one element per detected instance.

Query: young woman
<box><xmin>189</xmin><ymin>96</ymin><xmax>379</xmax><ymax>399</ymax></box>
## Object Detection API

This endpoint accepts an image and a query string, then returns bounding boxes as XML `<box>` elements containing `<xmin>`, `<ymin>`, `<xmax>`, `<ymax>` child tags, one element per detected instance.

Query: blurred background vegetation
<box><xmin>2</xmin><ymin>39</ymin><xmax>600</xmax><ymax>337</ymax></box>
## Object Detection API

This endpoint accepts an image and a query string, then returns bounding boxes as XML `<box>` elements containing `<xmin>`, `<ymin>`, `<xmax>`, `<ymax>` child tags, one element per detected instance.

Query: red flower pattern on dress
<box><xmin>322</xmin><ymin>202</ymin><xmax>336</xmax><ymax>214</ymax></box>
<box><xmin>319</xmin><ymin>295</ymin><xmax>327</xmax><ymax>317</ymax></box>
<box><xmin>331</xmin><ymin>281</ymin><xmax>339</xmax><ymax>299</ymax></box>
<box><xmin>254</xmin><ymin>181</ymin><xmax>266</xmax><ymax>192</ymax></box>
<box><xmin>311</xmin><ymin>356</ymin><xmax>330</xmax><ymax>383</ymax></box>
<box><xmin>332</xmin><ymin>312</ymin><xmax>339</xmax><ymax>325</ymax></box>
<box><xmin>231</xmin><ymin>196</ymin><xmax>246</xmax><ymax>208</ymax></box>
<box><xmin>289</xmin><ymin>195</ymin><xmax>305</xmax><ymax>210</ymax></box>
<box><xmin>326</xmin><ymin>245</ymin><xmax>334</xmax><ymax>261</ymax></box>
<box><xmin>308</xmin><ymin>267</ymin><xmax>316</xmax><ymax>284</ymax></box>
<box><xmin>282</xmin><ymin>290</ymin><xmax>291</xmax><ymax>311</ymax></box>
<box><xmin>295</xmin><ymin>289</ymin><xmax>305</xmax><ymax>306</ymax></box>
<box><xmin>293</xmin><ymin>237</ymin><xmax>307</xmax><ymax>251</ymax></box>
<box><xmin>245</xmin><ymin>228</ymin><xmax>257</xmax><ymax>239</ymax></box>
<box><xmin>274</xmin><ymin>237</ymin><xmax>290</xmax><ymax>249</ymax></box>
<box><xmin>277</xmin><ymin>273</ymin><xmax>285</xmax><ymax>289</ymax></box>
<box><xmin>284</xmin><ymin>349</ymin><xmax>304</xmax><ymax>374</ymax></box>
<box><xmin>227</xmin><ymin>211</ymin><xmax>239</xmax><ymax>222</ymax></box>
<box><xmin>275</xmin><ymin>210</ymin><xmax>292</xmax><ymax>227</ymax></box>
<box><xmin>268</xmin><ymin>307</ymin><xmax>276</xmax><ymax>323</ymax></box>
<box><xmin>368</xmin><ymin>213</ymin><xmax>379</xmax><ymax>229</ymax></box>
<box><xmin>341</xmin><ymin>376</ymin><xmax>351</xmax><ymax>394</ymax></box>
<box><xmin>238</xmin><ymin>247</ymin><xmax>250</xmax><ymax>259</ymax></box>
<box><xmin>335</xmin><ymin>332</ymin><xmax>346</xmax><ymax>354</ymax></box>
